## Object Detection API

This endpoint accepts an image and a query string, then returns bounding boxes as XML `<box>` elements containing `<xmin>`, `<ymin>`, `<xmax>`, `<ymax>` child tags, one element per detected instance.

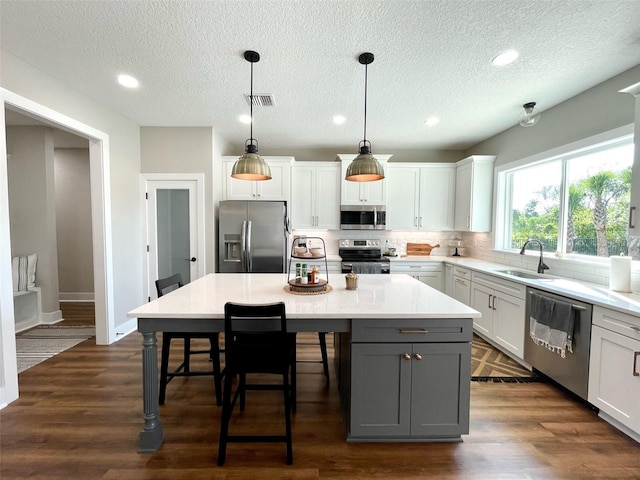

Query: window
<box><xmin>497</xmin><ymin>135</ymin><xmax>634</xmax><ymax>258</ymax></box>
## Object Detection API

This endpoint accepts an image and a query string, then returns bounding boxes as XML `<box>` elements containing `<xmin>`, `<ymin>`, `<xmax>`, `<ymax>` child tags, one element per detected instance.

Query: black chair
<box><xmin>155</xmin><ymin>273</ymin><xmax>223</xmax><ymax>406</ymax></box>
<box><xmin>218</xmin><ymin>302</ymin><xmax>296</xmax><ymax>466</ymax></box>
<box><xmin>296</xmin><ymin>332</ymin><xmax>330</xmax><ymax>384</ymax></box>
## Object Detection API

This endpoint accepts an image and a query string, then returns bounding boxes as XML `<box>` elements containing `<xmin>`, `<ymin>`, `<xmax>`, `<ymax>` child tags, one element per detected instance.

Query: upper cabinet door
<box><xmin>387</xmin><ymin>163</ymin><xmax>455</xmax><ymax>231</ymax></box>
<box><xmin>386</xmin><ymin>165</ymin><xmax>420</xmax><ymax>230</ymax></box>
<box><xmin>222</xmin><ymin>156</ymin><xmax>293</xmax><ymax>202</ymax></box>
<box><xmin>290</xmin><ymin>162</ymin><xmax>340</xmax><ymax>230</ymax></box>
<box><xmin>338</xmin><ymin>154</ymin><xmax>391</xmax><ymax>205</ymax></box>
<box><xmin>454</xmin><ymin>155</ymin><xmax>495</xmax><ymax>232</ymax></box>
<box><xmin>419</xmin><ymin>165</ymin><xmax>456</xmax><ymax>230</ymax></box>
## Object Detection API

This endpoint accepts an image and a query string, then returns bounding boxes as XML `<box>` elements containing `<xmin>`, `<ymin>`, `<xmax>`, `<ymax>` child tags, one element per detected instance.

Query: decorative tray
<box><xmin>287</xmin><ymin>279</ymin><xmax>328</xmax><ymax>293</ymax></box>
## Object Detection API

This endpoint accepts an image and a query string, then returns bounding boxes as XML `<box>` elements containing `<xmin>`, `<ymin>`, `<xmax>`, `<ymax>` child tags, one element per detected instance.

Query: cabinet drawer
<box><xmin>453</xmin><ymin>266</ymin><xmax>471</xmax><ymax>279</ymax></box>
<box><xmin>352</xmin><ymin>318</ymin><xmax>472</xmax><ymax>343</ymax></box>
<box><xmin>593</xmin><ymin>306</ymin><xmax>640</xmax><ymax>341</ymax></box>
<box><xmin>392</xmin><ymin>263</ymin><xmax>442</xmax><ymax>273</ymax></box>
<box><xmin>471</xmin><ymin>271</ymin><xmax>526</xmax><ymax>299</ymax></box>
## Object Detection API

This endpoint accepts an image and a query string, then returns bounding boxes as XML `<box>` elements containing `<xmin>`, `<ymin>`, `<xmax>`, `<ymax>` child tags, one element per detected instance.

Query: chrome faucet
<box><xmin>519</xmin><ymin>239</ymin><xmax>549</xmax><ymax>274</ymax></box>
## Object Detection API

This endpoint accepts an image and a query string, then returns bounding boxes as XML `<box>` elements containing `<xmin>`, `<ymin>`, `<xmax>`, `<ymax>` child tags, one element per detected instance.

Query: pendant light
<box><xmin>345</xmin><ymin>52</ymin><xmax>384</xmax><ymax>182</ymax></box>
<box><xmin>231</xmin><ymin>50</ymin><xmax>271</xmax><ymax>181</ymax></box>
<box><xmin>518</xmin><ymin>101</ymin><xmax>541</xmax><ymax>128</ymax></box>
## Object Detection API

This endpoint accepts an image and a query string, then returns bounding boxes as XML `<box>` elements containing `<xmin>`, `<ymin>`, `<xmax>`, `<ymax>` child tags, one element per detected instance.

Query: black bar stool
<box><xmin>217</xmin><ymin>301</ymin><xmax>296</xmax><ymax>466</ymax></box>
<box><xmin>155</xmin><ymin>273</ymin><xmax>223</xmax><ymax>406</ymax></box>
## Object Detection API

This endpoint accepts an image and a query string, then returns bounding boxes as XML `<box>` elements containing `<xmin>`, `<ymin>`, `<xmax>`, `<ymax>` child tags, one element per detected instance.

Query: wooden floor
<box><xmin>2</xmin><ymin>305</ymin><xmax>639</xmax><ymax>479</ymax></box>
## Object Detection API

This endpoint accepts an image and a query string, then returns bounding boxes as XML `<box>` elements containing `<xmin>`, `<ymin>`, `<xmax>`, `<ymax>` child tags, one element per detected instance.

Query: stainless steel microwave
<box><xmin>340</xmin><ymin>205</ymin><xmax>386</xmax><ymax>230</ymax></box>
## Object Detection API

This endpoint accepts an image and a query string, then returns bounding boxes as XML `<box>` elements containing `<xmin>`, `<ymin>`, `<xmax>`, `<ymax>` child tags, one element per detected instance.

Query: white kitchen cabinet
<box><xmin>391</xmin><ymin>262</ymin><xmax>443</xmax><ymax>291</ymax></box>
<box><xmin>444</xmin><ymin>263</ymin><xmax>454</xmax><ymax>296</ymax></box>
<box><xmin>338</xmin><ymin>154</ymin><xmax>391</xmax><ymax>205</ymax></box>
<box><xmin>222</xmin><ymin>156</ymin><xmax>293</xmax><ymax>202</ymax></box>
<box><xmin>451</xmin><ymin>266</ymin><xmax>471</xmax><ymax>306</ymax></box>
<box><xmin>291</xmin><ymin>162</ymin><xmax>341</xmax><ymax>229</ymax></box>
<box><xmin>470</xmin><ymin>271</ymin><xmax>526</xmax><ymax>359</ymax></box>
<box><xmin>387</xmin><ymin>163</ymin><xmax>455</xmax><ymax>231</ymax></box>
<box><xmin>589</xmin><ymin>306</ymin><xmax>640</xmax><ymax>437</ymax></box>
<box><xmin>454</xmin><ymin>155</ymin><xmax>495</xmax><ymax>232</ymax></box>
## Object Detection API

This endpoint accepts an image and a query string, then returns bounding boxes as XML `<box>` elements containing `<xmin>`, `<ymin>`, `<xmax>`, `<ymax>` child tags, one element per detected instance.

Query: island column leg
<box><xmin>138</xmin><ymin>331</ymin><xmax>164</xmax><ymax>452</ymax></box>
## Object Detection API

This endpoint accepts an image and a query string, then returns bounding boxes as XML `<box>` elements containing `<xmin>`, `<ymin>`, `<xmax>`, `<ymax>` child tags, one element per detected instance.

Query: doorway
<box><xmin>143</xmin><ymin>174</ymin><xmax>205</xmax><ymax>300</ymax></box>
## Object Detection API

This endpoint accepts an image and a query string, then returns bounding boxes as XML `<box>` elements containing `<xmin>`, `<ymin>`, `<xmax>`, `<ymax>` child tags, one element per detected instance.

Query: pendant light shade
<box><xmin>518</xmin><ymin>101</ymin><xmax>541</xmax><ymax>128</ymax></box>
<box><xmin>231</xmin><ymin>50</ymin><xmax>271</xmax><ymax>181</ymax></box>
<box><xmin>345</xmin><ymin>52</ymin><xmax>384</xmax><ymax>182</ymax></box>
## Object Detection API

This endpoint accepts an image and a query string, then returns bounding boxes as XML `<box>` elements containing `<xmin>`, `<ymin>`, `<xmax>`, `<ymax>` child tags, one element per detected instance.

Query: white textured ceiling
<box><xmin>1</xmin><ymin>0</ymin><xmax>639</xmax><ymax>153</ymax></box>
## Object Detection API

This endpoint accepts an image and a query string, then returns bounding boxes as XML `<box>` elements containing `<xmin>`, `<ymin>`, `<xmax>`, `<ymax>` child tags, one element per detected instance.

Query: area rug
<box><xmin>16</xmin><ymin>325</ymin><xmax>95</xmax><ymax>374</ymax></box>
<box><xmin>471</xmin><ymin>334</ymin><xmax>543</xmax><ymax>383</ymax></box>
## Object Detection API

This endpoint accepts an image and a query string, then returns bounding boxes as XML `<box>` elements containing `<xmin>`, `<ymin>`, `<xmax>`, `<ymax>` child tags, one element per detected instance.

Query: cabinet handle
<box><xmin>455</xmin><ymin>278</ymin><xmax>466</xmax><ymax>285</ymax></box>
<box><xmin>414</xmin><ymin>353</ymin><xmax>422</xmax><ymax>361</ymax></box>
<box><xmin>629</xmin><ymin>206</ymin><xmax>636</xmax><ymax>229</ymax></box>
<box><xmin>466</xmin><ymin>216</ymin><xmax>470</xmax><ymax>229</ymax></box>
<box><xmin>634</xmin><ymin>352</ymin><xmax>640</xmax><ymax>377</ymax></box>
<box><xmin>399</xmin><ymin>328</ymin><xmax>429</xmax><ymax>334</ymax></box>
<box><xmin>492</xmin><ymin>295</ymin><xmax>497</xmax><ymax>310</ymax></box>
<box><xmin>403</xmin><ymin>353</ymin><xmax>411</xmax><ymax>360</ymax></box>
<box><xmin>419</xmin><ymin>216</ymin><xmax>422</xmax><ymax>228</ymax></box>
<box><xmin>415</xmin><ymin>216</ymin><xmax>418</xmax><ymax>227</ymax></box>
<box><xmin>631</xmin><ymin>326</ymin><xmax>640</xmax><ymax>333</ymax></box>
<box><xmin>488</xmin><ymin>294</ymin><xmax>492</xmax><ymax>309</ymax></box>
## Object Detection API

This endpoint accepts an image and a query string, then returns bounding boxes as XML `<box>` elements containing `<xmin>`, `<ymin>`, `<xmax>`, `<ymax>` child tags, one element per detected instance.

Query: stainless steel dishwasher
<box><xmin>524</xmin><ymin>287</ymin><xmax>593</xmax><ymax>401</ymax></box>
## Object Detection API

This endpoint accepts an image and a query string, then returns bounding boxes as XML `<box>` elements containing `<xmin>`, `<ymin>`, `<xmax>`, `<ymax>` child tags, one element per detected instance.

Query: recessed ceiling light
<box><xmin>239</xmin><ymin>114</ymin><xmax>252</xmax><ymax>124</ymax></box>
<box><xmin>492</xmin><ymin>50</ymin><xmax>519</xmax><ymax>66</ymax></box>
<box><xmin>333</xmin><ymin>115</ymin><xmax>346</xmax><ymax>125</ymax></box>
<box><xmin>424</xmin><ymin>117</ymin><xmax>440</xmax><ymax>127</ymax></box>
<box><xmin>117</xmin><ymin>74</ymin><xmax>139</xmax><ymax>88</ymax></box>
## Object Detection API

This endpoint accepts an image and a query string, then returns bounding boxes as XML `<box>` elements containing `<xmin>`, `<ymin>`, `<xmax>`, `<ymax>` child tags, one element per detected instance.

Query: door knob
<box><xmin>403</xmin><ymin>353</ymin><xmax>411</xmax><ymax>360</ymax></box>
<box><xmin>414</xmin><ymin>353</ymin><xmax>422</xmax><ymax>360</ymax></box>
<box><xmin>190</xmin><ymin>257</ymin><xmax>197</xmax><ymax>262</ymax></box>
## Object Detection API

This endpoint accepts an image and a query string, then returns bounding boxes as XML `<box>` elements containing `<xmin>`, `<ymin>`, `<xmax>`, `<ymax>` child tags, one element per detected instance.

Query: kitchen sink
<box><xmin>496</xmin><ymin>269</ymin><xmax>546</xmax><ymax>279</ymax></box>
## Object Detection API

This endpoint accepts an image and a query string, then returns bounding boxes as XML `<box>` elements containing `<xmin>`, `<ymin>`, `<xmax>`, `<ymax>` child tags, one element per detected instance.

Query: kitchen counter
<box><xmin>130</xmin><ymin>273</ymin><xmax>480</xmax><ymax>320</ymax></box>
<box><xmin>128</xmin><ymin>273</ymin><xmax>479</xmax><ymax>451</ymax></box>
<box><xmin>390</xmin><ymin>255</ymin><xmax>640</xmax><ymax>319</ymax></box>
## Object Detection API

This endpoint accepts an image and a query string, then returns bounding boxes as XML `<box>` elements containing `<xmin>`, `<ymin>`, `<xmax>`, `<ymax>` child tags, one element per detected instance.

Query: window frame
<box><xmin>494</xmin><ymin>124</ymin><xmax>634</xmax><ymax>262</ymax></box>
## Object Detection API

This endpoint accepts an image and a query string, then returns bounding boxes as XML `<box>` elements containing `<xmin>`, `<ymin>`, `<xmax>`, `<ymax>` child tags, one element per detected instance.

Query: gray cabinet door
<box><xmin>410</xmin><ymin>342</ymin><xmax>470</xmax><ymax>436</ymax></box>
<box><xmin>351</xmin><ymin>343</ymin><xmax>411</xmax><ymax>437</ymax></box>
<box><xmin>351</xmin><ymin>342</ymin><xmax>470</xmax><ymax>439</ymax></box>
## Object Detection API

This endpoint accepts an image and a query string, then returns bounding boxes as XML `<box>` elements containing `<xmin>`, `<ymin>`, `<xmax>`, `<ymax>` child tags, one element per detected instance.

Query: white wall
<box><xmin>7</xmin><ymin>127</ymin><xmax>60</xmax><ymax>319</ymax></box>
<box><xmin>55</xmin><ymin>148</ymin><xmax>94</xmax><ymax>300</ymax></box>
<box><xmin>0</xmin><ymin>50</ymin><xmax>143</xmax><ymax>406</ymax></box>
<box><xmin>140</xmin><ymin>127</ymin><xmax>216</xmax><ymax>273</ymax></box>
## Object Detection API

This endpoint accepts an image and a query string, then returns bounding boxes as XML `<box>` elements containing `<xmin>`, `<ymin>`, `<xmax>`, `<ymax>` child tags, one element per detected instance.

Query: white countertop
<box><xmin>128</xmin><ymin>273</ymin><xmax>480</xmax><ymax>320</ymax></box>
<box><xmin>390</xmin><ymin>255</ymin><xmax>640</xmax><ymax>317</ymax></box>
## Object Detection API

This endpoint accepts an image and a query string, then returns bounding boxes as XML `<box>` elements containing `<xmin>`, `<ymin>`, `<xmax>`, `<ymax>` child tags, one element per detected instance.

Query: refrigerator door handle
<box><xmin>240</xmin><ymin>220</ymin><xmax>247</xmax><ymax>272</ymax></box>
<box><xmin>245</xmin><ymin>220</ymin><xmax>252</xmax><ymax>272</ymax></box>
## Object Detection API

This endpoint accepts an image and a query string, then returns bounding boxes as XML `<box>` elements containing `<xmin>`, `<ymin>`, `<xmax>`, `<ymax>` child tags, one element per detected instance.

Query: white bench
<box><xmin>13</xmin><ymin>287</ymin><xmax>42</xmax><ymax>333</ymax></box>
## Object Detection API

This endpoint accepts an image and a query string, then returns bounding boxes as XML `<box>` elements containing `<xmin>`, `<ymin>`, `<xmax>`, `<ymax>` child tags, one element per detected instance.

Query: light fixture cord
<box><xmin>363</xmin><ymin>62</ymin><xmax>368</xmax><ymax>143</ymax></box>
<box><xmin>250</xmin><ymin>60</ymin><xmax>254</xmax><ymax>143</ymax></box>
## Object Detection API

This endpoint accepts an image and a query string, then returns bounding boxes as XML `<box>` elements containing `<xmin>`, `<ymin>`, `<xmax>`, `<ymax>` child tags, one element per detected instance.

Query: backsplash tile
<box><xmin>291</xmin><ymin>229</ymin><xmax>639</xmax><ymax>293</ymax></box>
<box><xmin>463</xmin><ymin>232</ymin><xmax>640</xmax><ymax>292</ymax></box>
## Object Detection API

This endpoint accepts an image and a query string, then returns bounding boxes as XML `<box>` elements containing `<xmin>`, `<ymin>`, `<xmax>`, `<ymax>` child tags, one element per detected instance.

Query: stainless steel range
<box><xmin>339</xmin><ymin>239</ymin><xmax>390</xmax><ymax>274</ymax></box>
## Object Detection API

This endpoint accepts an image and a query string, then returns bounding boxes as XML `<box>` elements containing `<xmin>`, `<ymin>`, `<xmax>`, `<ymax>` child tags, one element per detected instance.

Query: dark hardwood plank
<box><xmin>1</xmin><ymin>329</ymin><xmax>639</xmax><ymax>479</ymax></box>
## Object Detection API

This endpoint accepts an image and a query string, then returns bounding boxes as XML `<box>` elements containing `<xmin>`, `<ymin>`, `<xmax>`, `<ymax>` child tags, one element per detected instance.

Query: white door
<box><xmin>143</xmin><ymin>175</ymin><xmax>205</xmax><ymax>300</ymax></box>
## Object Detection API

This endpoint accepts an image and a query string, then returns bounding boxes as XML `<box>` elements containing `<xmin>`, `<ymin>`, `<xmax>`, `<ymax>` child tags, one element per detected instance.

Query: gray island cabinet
<box><xmin>129</xmin><ymin>273</ymin><xmax>479</xmax><ymax>451</ymax></box>
<box><xmin>336</xmin><ymin>318</ymin><xmax>472</xmax><ymax>441</ymax></box>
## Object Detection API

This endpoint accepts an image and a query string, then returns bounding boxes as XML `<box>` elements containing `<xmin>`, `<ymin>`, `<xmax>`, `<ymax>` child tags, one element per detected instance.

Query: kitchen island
<box><xmin>128</xmin><ymin>273</ymin><xmax>480</xmax><ymax>452</ymax></box>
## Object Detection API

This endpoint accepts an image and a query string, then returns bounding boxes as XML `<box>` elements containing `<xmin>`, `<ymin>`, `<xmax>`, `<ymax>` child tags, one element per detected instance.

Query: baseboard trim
<box><xmin>59</xmin><ymin>293</ymin><xmax>95</xmax><ymax>302</ymax></box>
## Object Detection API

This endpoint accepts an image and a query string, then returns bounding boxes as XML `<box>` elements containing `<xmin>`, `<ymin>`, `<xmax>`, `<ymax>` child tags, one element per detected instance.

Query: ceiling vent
<box><xmin>244</xmin><ymin>93</ymin><xmax>276</xmax><ymax>107</ymax></box>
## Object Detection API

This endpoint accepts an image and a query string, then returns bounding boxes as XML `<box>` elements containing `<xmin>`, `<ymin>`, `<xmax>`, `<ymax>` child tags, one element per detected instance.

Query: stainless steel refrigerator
<box><xmin>218</xmin><ymin>200</ymin><xmax>289</xmax><ymax>273</ymax></box>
